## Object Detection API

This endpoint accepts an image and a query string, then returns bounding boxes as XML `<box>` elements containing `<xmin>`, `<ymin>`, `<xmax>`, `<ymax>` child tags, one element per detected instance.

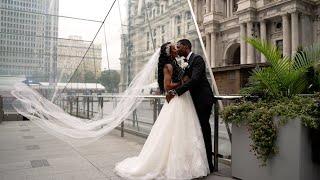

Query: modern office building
<box><xmin>0</xmin><ymin>0</ymin><xmax>59</xmax><ymax>82</ymax></box>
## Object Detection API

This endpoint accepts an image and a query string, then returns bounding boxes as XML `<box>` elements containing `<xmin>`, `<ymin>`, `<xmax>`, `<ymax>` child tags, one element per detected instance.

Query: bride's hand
<box><xmin>182</xmin><ymin>76</ymin><xmax>190</xmax><ymax>84</ymax></box>
<box><xmin>166</xmin><ymin>94</ymin><xmax>174</xmax><ymax>103</ymax></box>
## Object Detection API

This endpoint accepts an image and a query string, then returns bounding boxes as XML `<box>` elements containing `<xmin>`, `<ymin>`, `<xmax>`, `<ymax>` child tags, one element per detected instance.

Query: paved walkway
<box><xmin>0</xmin><ymin>121</ymin><xmax>233</xmax><ymax>180</ymax></box>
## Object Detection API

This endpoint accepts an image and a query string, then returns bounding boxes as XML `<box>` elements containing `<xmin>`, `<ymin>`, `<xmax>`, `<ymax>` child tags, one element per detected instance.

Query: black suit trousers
<box><xmin>194</xmin><ymin>101</ymin><xmax>214</xmax><ymax>172</ymax></box>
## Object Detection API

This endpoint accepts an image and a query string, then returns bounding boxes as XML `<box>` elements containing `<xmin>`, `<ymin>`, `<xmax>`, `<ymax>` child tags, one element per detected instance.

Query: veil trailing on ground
<box><xmin>11</xmin><ymin>49</ymin><xmax>160</xmax><ymax>145</ymax></box>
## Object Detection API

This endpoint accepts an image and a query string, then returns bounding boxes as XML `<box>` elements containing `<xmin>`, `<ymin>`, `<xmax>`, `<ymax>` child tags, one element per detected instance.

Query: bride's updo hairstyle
<box><xmin>158</xmin><ymin>42</ymin><xmax>173</xmax><ymax>94</ymax></box>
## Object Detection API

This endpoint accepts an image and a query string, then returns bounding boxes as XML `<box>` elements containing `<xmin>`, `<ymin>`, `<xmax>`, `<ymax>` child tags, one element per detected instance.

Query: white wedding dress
<box><xmin>115</xmin><ymin>91</ymin><xmax>209</xmax><ymax>179</ymax></box>
<box><xmin>11</xmin><ymin>49</ymin><xmax>209</xmax><ymax>179</ymax></box>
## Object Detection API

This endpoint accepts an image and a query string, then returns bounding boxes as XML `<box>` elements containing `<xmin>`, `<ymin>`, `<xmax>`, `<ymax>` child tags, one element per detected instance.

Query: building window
<box><xmin>175</xmin><ymin>15</ymin><xmax>181</xmax><ymax>24</ymax></box>
<box><xmin>186</xmin><ymin>11</ymin><xmax>191</xmax><ymax>20</ymax></box>
<box><xmin>177</xmin><ymin>26</ymin><xmax>181</xmax><ymax>36</ymax></box>
<box><xmin>273</xmin><ymin>20</ymin><xmax>282</xmax><ymax>33</ymax></box>
<box><xmin>276</xmin><ymin>40</ymin><xmax>283</xmax><ymax>55</ymax></box>
<box><xmin>147</xmin><ymin>32</ymin><xmax>150</xmax><ymax>50</ymax></box>
<box><xmin>228</xmin><ymin>71</ymin><xmax>236</xmax><ymax>80</ymax></box>
<box><xmin>153</xmin><ymin>29</ymin><xmax>156</xmax><ymax>37</ymax></box>
<box><xmin>187</xmin><ymin>22</ymin><xmax>192</xmax><ymax>31</ymax></box>
<box><xmin>233</xmin><ymin>0</ymin><xmax>239</xmax><ymax>12</ymax></box>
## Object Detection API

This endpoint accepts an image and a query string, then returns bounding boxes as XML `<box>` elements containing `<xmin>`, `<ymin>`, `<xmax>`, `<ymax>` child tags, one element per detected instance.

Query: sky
<box><xmin>58</xmin><ymin>0</ymin><xmax>127</xmax><ymax>70</ymax></box>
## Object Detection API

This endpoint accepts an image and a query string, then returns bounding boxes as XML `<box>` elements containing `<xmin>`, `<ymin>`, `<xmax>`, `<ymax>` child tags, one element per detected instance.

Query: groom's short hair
<box><xmin>178</xmin><ymin>39</ymin><xmax>192</xmax><ymax>50</ymax></box>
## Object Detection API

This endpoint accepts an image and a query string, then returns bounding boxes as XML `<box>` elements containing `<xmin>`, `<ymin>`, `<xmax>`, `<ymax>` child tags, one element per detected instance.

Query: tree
<box><xmin>84</xmin><ymin>71</ymin><xmax>96</xmax><ymax>83</ymax></box>
<box><xmin>98</xmin><ymin>70</ymin><xmax>120</xmax><ymax>93</ymax></box>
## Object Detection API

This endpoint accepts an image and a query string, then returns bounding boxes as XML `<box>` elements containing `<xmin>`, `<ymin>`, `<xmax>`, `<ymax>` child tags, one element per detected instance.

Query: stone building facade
<box><xmin>57</xmin><ymin>35</ymin><xmax>102</xmax><ymax>82</ymax></box>
<box><xmin>119</xmin><ymin>0</ymin><xmax>202</xmax><ymax>92</ymax></box>
<box><xmin>192</xmin><ymin>0</ymin><xmax>320</xmax><ymax>94</ymax></box>
<box><xmin>194</xmin><ymin>0</ymin><xmax>319</xmax><ymax>67</ymax></box>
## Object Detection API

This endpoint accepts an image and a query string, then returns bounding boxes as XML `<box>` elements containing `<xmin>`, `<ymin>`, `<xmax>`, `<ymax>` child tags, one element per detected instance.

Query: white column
<box><xmin>230</xmin><ymin>0</ymin><xmax>234</xmax><ymax>16</ymax></box>
<box><xmin>211</xmin><ymin>0</ymin><xmax>215</xmax><ymax>12</ymax></box>
<box><xmin>240</xmin><ymin>23</ymin><xmax>247</xmax><ymax>64</ymax></box>
<box><xmin>206</xmin><ymin>33</ymin><xmax>211</xmax><ymax>66</ymax></box>
<box><xmin>260</xmin><ymin>20</ymin><xmax>267</xmax><ymax>63</ymax></box>
<box><xmin>193</xmin><ymin>39</ymin><xmax>197</xmax><ymax>53</ymax></box>
<box><xmin>206</xmin><ymin>0</ymin><xmax>210</xmax><ymax>13</ymax></box>
<box><xmin>172</xmin><ymin>17</ymin><xmax>175</xmax><ymax>39</ymax></box>
<box><xmin>193</xmin><ymin>0</ymin><xmax>198</xmax><ymax>22</ymax></box>
<box><xmin>211</xmin><ymin>32</ymin><xmax>216</xmax><ymax>67</ymax></box>
<box><xmin>282</xmin><ymin>14</ymin><xmax>291</xmax><ymax>57</ymax></box>
<box><xmin>227</xmin><ymin>0</ymin><xmax>230</xmax><ymax>17</ymax></box>
<box><xmin>291</xmin><ymin>12</ymin><xmax>299</xmax><ymax>56</ymax></box>
<box><xmin>247</xmin><ymin>22</ymin><xmax>255</xmax><ymax>64</ymax></box>
<box><xmin>181</xmin><ymin>12</ymin><xmax>185</xmax><ymax>36</ymax></box>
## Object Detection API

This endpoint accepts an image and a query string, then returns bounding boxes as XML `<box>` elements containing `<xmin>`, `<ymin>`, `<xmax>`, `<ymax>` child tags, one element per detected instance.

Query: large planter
<box><xmin>0</xmin><ymin>96</ymin><xmax>3</xmax><ymax>123</ymax></box>
<box><xmin>232</xmin><ymin>119</ymin><xmax>320</xmax><ymax>180</ymax></box>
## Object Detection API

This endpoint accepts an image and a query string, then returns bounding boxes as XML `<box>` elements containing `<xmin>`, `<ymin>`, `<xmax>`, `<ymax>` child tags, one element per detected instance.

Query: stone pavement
<box><xmin>0</xmin><ymin>121</ymin><xmax>233</xmax><ymax>180</ymax></box>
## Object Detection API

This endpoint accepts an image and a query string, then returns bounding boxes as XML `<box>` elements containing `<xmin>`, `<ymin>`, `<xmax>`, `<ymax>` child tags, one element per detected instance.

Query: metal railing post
<box><xmin>153</xmin><ymin>99</ymin><xmax>157</xmax><ymax>123</ymax></box>
<box><xmin>132</xmin><ymin>109</ymin><xmax>136</xmax><ymax>127</ymax></box>
<box><xmin>62</xmin><ymin>98</ymin><xmax>65</xmax><ymax>110</ymax></box>
<box><xmin>121</xmin><ymin>122</ymin><xmax>124</xmax><ymax>137</ymax></box>
<box><xmin>133</xmin><ymin>109</ymin><xmax>139</xmax><ymax>131</ymax></box>
<box><xmin>76</xmin><ymin>97</ymin><xmax>79</xmax><ymax>117</ymax></box>
<box><xmin>117</xmin><ymin>96</ymin><xmax>124</xmax><ymax>137</ymax></box>
<box><xmin>0</xmin><ymin>95</ymin><xmax>3</xmax><ymax>123</ymax></box>
<box><xmin>91</xmin><ymin>97</ymin><xmax>94</xmax><ymax>116</ymax></box>
<box><xmin>213</xmin><ymin>98</ymin><xmax>219</xmax><ymax>172</ymax></box>
<box><xmin>69</xmin><ymin>98</ymin><xmax>73</xmax><ymax>115</ymax></box>
<box><xmin>157</xmin><ymin>98</ymin><xmax>162</xmax><ymax>115</ymax></box>
<box><xmin>100</xmin><ymin>97</ymin><xmax>104</xmax><ymax>117</ymax></box>
<box><xmin>87</xmin><ymin>97</ymin><xmax>90</xmax><ymax>119</ymax></box>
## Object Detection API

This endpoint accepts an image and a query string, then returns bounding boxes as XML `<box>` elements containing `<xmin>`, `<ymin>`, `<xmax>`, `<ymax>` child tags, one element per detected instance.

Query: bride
<box><xmin>115</xmin><ymin>42</ymin><xmax>210</xmax><ymax>179</ymax></box>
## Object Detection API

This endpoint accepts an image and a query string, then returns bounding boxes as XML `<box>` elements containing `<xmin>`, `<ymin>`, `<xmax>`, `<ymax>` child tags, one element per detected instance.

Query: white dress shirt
<box><xmin>186</xmin><ymin>51</ymin><xmax>193</xmax><ymax>61</ymax></box>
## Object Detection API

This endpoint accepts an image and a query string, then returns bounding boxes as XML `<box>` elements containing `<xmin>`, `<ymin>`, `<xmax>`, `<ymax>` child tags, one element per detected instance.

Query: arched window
<box><xmin>175</xmin><ymin>15</ymin><xmax>181</xmax><ymax>24</ymax></box>
<box><xmin>233</xmin><ymin>0</ymin><xmax>239</xmax><ymax>12</ymax></box>
<box><xmin>185</xmin><ymin>11</ymin><xmax>191</xmax><ymax>20</ymax></box>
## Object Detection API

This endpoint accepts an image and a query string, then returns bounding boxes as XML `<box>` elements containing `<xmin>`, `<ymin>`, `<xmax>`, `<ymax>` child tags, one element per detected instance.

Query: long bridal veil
<box><xmin>6</xmin><ymin>0</ymin><xmax>230</xmax><ymax>155</ymax></box>
<box><xmin>11</xmin><ymin>49</ymin><xmax>160</xmax><ymax>145</ymax></box>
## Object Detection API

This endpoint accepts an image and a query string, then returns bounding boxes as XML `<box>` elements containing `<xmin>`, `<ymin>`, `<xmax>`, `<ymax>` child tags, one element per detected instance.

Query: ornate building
<box><xmin>119</xmin><ymin>0</ymin><xmax>202</xmax><ymax>92</ymax></box>
<box><xmin>192</xmin><ymin>0</ymin><xmax>319</xmax><ymax>94</ymax></box>
<box><xmin>194</xmin><ymin>0</ymin><xmax>318</xmax><ymax>67</ymax></box>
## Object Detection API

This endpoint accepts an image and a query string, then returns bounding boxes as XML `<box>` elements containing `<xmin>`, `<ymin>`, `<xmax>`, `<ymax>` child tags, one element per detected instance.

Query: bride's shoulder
<box><xmin>164</xmin><ymin>63</ymin><xmax>173</xmax><ymax>69</ymax></box>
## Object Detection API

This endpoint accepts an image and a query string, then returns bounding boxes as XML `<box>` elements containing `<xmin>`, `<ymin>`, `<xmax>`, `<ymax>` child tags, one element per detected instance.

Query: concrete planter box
<box><xmin>0</xmin><ymin>110</ymin><xmax>3</xmax><ymax>123</ymax></box>
<box><xmin>3</xmin><ymin>113</ymin><xmax>23</xmax><ymax>121</ymax></box>
<box><xmin>232</xmin><ymin>119</ymin><xmax>320</xmax><ymax>180</ymax></box>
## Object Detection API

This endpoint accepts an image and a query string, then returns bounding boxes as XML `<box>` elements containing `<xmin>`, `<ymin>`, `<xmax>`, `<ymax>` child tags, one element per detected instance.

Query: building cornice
<box><xmin>212</xmin><ymin>63</ymin><xmax>268</xmax><ymax>73</ymax></box>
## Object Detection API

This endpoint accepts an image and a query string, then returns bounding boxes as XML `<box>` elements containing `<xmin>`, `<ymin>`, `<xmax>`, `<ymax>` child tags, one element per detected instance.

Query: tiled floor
<box><xmin>0</xmin><ymin>121</ymin><xmax>233</xmax><ymax>180</ymax></box>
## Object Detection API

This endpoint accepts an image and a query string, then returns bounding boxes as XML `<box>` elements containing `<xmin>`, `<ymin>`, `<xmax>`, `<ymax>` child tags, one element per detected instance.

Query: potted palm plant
<box><xmin>222</xmin><ymin>38</ymin><xmax>320</xmax><ymax>180</ymax></box>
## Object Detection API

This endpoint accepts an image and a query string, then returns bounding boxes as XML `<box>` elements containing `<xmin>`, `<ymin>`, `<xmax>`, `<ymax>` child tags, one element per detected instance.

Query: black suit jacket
<box><xmin>175</xmin><ymin>53</ymin><xmax>214</xmax><ymax>106</ymax></box>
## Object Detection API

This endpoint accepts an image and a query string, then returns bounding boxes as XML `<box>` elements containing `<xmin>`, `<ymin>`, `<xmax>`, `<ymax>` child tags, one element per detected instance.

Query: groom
<box><xmin>166</xmin><ymin>39</ymin><xmax>215</xmax><ymax>173</ymax></box>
